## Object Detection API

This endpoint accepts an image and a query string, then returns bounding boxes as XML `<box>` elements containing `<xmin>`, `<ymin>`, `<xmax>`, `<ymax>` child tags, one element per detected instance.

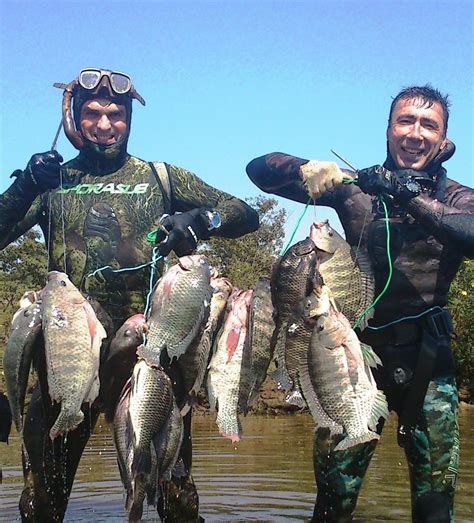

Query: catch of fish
<box><xmin>3</xmin><ymin>221</ymin><xmax>388</xmax><ymax>519</ymax></box>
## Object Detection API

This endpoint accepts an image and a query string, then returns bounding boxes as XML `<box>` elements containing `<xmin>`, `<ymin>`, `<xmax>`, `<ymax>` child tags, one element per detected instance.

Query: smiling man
<box><xmin>0</xmin><ymin>68</ymin><xmax>258</xmax><ymax>522</ymax></box>
<box><xmin>246</xmin><ymin>85</ymin><xmax>473</xmax><ymax>522</ymax></box>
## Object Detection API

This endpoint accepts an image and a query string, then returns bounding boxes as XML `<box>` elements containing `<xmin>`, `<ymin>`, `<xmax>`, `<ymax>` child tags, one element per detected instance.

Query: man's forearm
<box><xmin>246</xmin><ymin>153</ymin><xmax>309</xmax><ymax>203</ymax></box>
<box><xmin>408</xmin><ymin>196</ymin><xmax>474</xmax><ymax>258</ymax></box>
<box><xmin>0</xmin><ymin>175</ymin><xmax>38</xmax><ymax>248</ymax></box>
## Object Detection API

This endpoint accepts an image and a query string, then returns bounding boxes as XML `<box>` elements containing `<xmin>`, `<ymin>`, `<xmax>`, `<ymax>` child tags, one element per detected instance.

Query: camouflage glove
<box><xmin>155</xmin><ymin>208</ymin><xmax>220</xmax><ymax>257</ymax></box>
<box><xmin>357</xmin><ymin>165</ymin><xmax>422</xmax><ymax>203</ymax></box>
<box><xmin>300</xmin><ymin>160</ymin><xmax>351</xmax><ymax>200</ymax></box>
<box><xmin>15</xmin><ymin>150</ymin><xmax>63</xmax><ymax>194</ymax></box>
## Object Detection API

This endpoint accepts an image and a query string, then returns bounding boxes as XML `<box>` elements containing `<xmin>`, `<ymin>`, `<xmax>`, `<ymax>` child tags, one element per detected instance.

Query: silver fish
<box><xmin>138</xmin><ymin>255</ymin><xmax>212</xmax><ymax>364</ymax></box>
<box><xmin>207</xmin><ymin>289</ymin><xmax>252</xmax><ymax>443</ymax></box>
<box><xmin>310</xmin><ymin>220</ymin><xmax>375</xmax><ymax>330</ymax></box>
<box><xmin>42</xmin><ymin>271</ymin><xmax>107</xmax><ymax>439</ymax></box>
<box><xmin>308</xmin><ymin>305</ymin><xmax>389</xmax><ymax>451</ymax></box>
<box><xmin>113</xmin><ymin>381</ymin><xmax>157</xmax><ymax>523</ymax></box>
<box><xmin>271</xmin><ymin>237</ymin><xmax>317</xmax><ymax>402</ymax></box>
<box><xmin>243</xmin><ymin>276</ymin><xmax>276</xmax><ymax>410</ymax></box>
<box><xmin>3</xmin><ymin>292</ymin><xmax>42</xmax><ymax>434</ymax></box>
<box><xmin>128</xmin><ymin>360</ymin><xmax>174</xmax><ymax>475</ymax></box>
<box><xmin>179</xmin><ymin>276</ymin><xmax>233</xmax><ymax>416</ymax></box>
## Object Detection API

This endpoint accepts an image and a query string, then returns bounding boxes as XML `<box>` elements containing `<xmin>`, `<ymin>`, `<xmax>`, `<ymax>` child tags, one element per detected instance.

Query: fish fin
<box><xmin>132</xmin><ymin>448</ymin><xmax>152</xmax><ymax>475</ymax></box>
<box><xmin>360</xmin><ymin>342</ymin><xmax>383</xmax><ymax>368</ymax></box>
<box><xmin>368</xmin><ymin>390</ymin><xmax>390</xmax><ymax>430</ymax></box>
<box><xmin>136</xmin><ymin>344</ymin><xmax>163</xmax><ymax>366</ymax></box>
<box><xmin>334</xmin><ymin>431</ymin><xmax>380</xmax><ymax>451</ymax></box>
<box><xmin>285</xmin><ymin>389</ymin><xmax>306</xmax><ymax>407</ymax></box>
<box><xmin>271</xmin><ymin>365</ymin><xmax>292</xmax><ymax>391</ymax></box>
<box><xmin>49</xmin><ymin>408</ymin><xmax>84</xmax><ymax>439</ymax></box>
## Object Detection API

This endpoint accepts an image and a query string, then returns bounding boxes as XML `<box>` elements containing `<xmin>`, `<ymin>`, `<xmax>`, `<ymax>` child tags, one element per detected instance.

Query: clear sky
<box><xmin>1</xmin><ymin>0</ymin><xmax>473</xmax><ymax>242</ymax></box>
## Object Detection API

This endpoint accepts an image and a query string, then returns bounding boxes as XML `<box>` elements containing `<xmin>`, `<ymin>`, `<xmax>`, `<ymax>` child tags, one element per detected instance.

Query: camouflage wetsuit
<box><xmin>0</xmin><ymin>153</ymin><xmax>258</xmax><ymax>522</ymax></box>
<box><xmin>246</xmin><ymin>148</ymin><xmax>474</xmax><ymax>522</ymax></box>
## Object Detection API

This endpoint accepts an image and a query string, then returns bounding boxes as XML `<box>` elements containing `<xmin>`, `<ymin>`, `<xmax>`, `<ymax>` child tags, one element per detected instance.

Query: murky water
<box><xmin>1</xmin><ymin>408</ymin><xmax>473</xmax><ymax>522</ymax></box>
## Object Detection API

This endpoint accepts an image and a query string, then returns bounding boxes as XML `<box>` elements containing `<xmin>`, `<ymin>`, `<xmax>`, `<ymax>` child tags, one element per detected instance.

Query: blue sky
<box><xmin>1</xmin><ymin>0</ymin><xmax>473</xmax><ymax>241</ymax></box>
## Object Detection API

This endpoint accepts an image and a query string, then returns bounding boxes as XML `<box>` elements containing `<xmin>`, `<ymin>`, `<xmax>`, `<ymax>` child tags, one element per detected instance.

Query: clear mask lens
<box><xmin>110</xmin><ymin>73</ymin><xmax>131</xmax><ymax>94</ymax></box>
<box><xmin>79</xmin><ymin>70</ymin><xmax>102</xmax><ymax>90</ymax></box>
<box><xmin>79</xmin><ymin>69</ymin><xmax>132</xmax><ymax>95</ymax></box>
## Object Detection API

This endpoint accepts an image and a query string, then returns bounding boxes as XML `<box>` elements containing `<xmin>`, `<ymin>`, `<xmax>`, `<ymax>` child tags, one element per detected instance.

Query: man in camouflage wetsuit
<box><xmin>0</xmin><ymin>68</ymin><xmax>258</xmax><ymax>522</ymax></box>
<box><xmin>246</xmin><ymin>85</ymin><xmax>474</xmax><ymax>522</ymax></box>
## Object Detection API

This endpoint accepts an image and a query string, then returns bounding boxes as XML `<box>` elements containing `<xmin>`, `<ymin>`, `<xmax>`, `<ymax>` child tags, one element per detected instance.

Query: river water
<box><xmin>1</xmin><ymin>407</ymin><xmax>473</xmax><ymax>522</ymax></box>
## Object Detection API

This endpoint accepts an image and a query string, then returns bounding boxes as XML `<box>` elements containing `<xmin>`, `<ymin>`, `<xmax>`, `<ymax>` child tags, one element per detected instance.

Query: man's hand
<box><xmin>155</xmin><ymin>208</ymin><xmax>211</xmax><ymax>257</ymax></box>
<box><xmin>357</xmin><ymin>165</ymin><xmax>421</xmax><ymax>203</ymax></box>
<box><xmin>25</xmin><ymin>151</ymin><xmax>63</xmax><ymax>192</ymax></box>
<box><xmin>300</xmin><ymin>160</ymin><xmax>350</xmax><ymax>200</ymax></box>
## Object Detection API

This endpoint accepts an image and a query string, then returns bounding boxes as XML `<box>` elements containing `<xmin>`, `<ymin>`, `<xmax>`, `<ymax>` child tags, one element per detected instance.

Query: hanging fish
<box><xmin>42</xmin><ymin>271</ymin><xmax>107</xmax><ymax>439</ymax></box>
<box><xmin>207</xmin><ymin>289</ymin><xmax>253</xmax><ymax>443</ymax></box>
<box><xmin>138</xmin><ymin>255</ymin><xmax>212</xmax><ymax>365</ymax></box>
<box><xmin>270</xmin><ymin>237</ymin><xmax>317</xmax><ymax>403</ymax></box>
<box><xmin>178</xmin><ymin>276</ymin><xmax>233</xmax><ymax>415</ymax></box>
<box><xmin>307</xmin><ymin>304</ymin><xmax>389</xmax><ymax>451</ymax></box>
<box><xmin>3</xmin><ymin>291</ymin><xmax>42</xmax><ymax>435</ymax></box>
<box><xmin>310</xmin><ymin>220</ymin><xmax>375</xmax><ymax>330</ymax></box>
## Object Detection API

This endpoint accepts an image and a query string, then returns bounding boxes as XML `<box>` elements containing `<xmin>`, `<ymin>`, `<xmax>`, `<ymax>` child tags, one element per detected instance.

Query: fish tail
<box><xmin>49</xmin><ymin>408</ymin><xmax>84</xmax><ymax>440</ymax></box>
<box><xmin>368</xmin><ymin>390</ymin><xmax>390</xmax><ymax>430</ymax></box>
<box><xmin>334</xmin><ymin>431</ymin><xmax>380</xmax><ymax>451</ymax></box>
<box><xmin>128</xmin><ymin>500</ymin><xmax>144</xmax><ymax>522</ymax></box>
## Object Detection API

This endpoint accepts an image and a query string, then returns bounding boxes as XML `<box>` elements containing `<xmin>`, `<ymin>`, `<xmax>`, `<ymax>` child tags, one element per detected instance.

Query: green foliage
<box><xmin>0</xmin><ymin>229</ymin><xmax>48</xmax><ymax>337</ymax></box>
<box><xmin>203</xmin><ymin>196</ymin><xmax>287</xmax><ymax>290</ymax></box>
<box><xmin>448</xmin><ymin>258</ymin><xmax>474</xmax><ymax>401</ymax></box>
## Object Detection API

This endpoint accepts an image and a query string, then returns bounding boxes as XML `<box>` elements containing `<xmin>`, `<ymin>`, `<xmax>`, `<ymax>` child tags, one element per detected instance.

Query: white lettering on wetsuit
<box><xmin>58</xmin><ymin>183</ymin><xmax>150</xmax><ymax>195</ymax></box>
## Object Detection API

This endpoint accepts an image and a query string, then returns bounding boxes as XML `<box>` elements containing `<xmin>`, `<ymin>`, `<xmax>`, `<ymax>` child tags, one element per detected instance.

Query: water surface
<box><xmin>1</xmin><ymin>408</ymin><xmax>473</xmax><ymax>521</ymax></box>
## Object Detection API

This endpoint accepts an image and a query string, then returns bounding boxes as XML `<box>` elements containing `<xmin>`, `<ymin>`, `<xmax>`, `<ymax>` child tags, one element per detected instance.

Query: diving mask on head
<box><xmin>54</xmin><ymin>68</ymin><xmax>145</xmax><ymax>150</ymax></box>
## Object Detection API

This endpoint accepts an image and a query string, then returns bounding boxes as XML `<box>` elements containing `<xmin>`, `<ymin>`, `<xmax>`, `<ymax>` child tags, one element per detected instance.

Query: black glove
<box><xmin>357</xmin><ymin>165</ymin><xmax>421</xmax><ymax>203</ymax></box>
<box><xmin>155</xmin><ymin>208</ymin><xmax>215</xmax><ymax>257</ymax></box>
<box><xmin>23</xmin><ymin>150</ymin><xmax>63</xmax><ymax>193</ymax></box>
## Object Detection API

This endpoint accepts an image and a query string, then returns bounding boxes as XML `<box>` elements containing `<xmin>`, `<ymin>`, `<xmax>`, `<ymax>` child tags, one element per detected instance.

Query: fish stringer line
<box><xmin>280</xmin><ymin>198</ymin><xmax>312</xmax><ymax>256</ymax></box>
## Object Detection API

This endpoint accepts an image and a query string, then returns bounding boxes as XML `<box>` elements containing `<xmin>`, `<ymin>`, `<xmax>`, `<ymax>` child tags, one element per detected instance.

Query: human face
<box><xmin>387</xmin><ymin>97</ymin><xmax>447</xmax><ymax>171</ymax></box>
<box><xmin>80</xmin><ymin>98</ymin><xmax>127</xmax><ymax>146</ymax></box>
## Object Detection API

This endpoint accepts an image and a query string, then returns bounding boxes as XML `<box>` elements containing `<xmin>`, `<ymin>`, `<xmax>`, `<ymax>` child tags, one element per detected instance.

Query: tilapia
<box><xmin>207</xmin><ymin>289</ymin><xmax>253</xmax><ymax>443</ymax></box>
<box><xmin>41</xmin><ymin>271</ymin><xmax>107</xmax><ymax>439</ymax></box>
<box><xmin>138</xmin><ymin>255</ymin><xmax>212</xmax><ymax>365</ymax></box>
<box><xmin>294</xmin><ymin>281</ymin><xmax>343</xmax><ymax>432</ymax></box>
<box><xmin>103</xmin><ymin>314</ymin><xmax>146</xmax><ymax>423</ymax></box>
<box><xmin>308</xmin><ymin>305</ymin><xmax>389</xmax><ymax>451</ymax></box>
<box><xmin>270</xmin><ymin>237</ymin><xmax>317</xmax><ymax>401</ymax></box>
<box><xmin>3</xmin><ymin>292</ymin><xmax>42</xmax><ymax>434</ymax></box>
<box><xmin>243</xmin><ymin>276</ymin><xmax>276</xmax><ymax>409</ymax></box>
<box><xmin>113</xmin><ymin>381</ymin><xmax>157</xmax><ymax>523</ymax></box>
<box><xmin>178</xmin><ymin>276</ymin><xmax>233</xmax><ymax>415</ymax></box>
<box><xmin>310</xmin><ymin>220</ymin><xmax>375</xmax><ymax>330</ymax></box>
<box><xmin>154</xmin><ymin>400</ymin><xmax>184</xmax><ymax>481</ymax></box>
<box><xmin>128</xmin><ymin>360</ymin><xmax>174</xmax><ymax>475</ymax></box>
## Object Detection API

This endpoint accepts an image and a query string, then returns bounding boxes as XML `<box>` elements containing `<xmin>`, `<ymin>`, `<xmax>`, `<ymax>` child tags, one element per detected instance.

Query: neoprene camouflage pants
<box><xmin>311</xmin><ymin>376</ymin><xmax>459</xmax><ymax>522</ymax></box>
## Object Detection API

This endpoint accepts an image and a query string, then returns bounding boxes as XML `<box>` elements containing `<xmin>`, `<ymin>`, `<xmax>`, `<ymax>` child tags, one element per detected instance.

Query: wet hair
<box><xmin>388</xmin><ymin>85</ymin><xmax>450</xmax><ymax>136</ymax></box>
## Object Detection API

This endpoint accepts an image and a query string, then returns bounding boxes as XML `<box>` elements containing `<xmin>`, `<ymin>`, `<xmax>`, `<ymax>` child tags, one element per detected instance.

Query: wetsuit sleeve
<box><xmin>246</xmin><ymin>152</ymin><xmax>310</xmax><ymax>203</ymax></box>
<box><xmin>0</xmin><ymin>171</ymin><xmax>43</xmax><ymax>249</ymax></box>
<box><xmin>407</xmin><ymin>181</ymin><xmax>474</xmax><ymax>258</ymax></box>
<box><xmin>165</xmin><ymin>164</ymin><xmax>259</xmax><ymax>238</ymax></box>
<box><xmin>246</xmin><ymin>152</ymin><xmax>355</xmax><ymax>207</ymax></box>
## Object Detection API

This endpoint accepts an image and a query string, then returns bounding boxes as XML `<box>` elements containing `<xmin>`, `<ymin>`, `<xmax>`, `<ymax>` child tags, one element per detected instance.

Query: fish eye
<box><xmin>123</xmin><ymin>329</ymin><xmax>132</xmax><ymax>337</ymax></box>
<box><xmin>318</xmin><ymin>325</ymin><xmax>324</xmax><ymax>332</ymax></box>
<box><xmin>60</xmin><ymin>280</ymin><xmax>67</xmax><ymax>286</ymax></box>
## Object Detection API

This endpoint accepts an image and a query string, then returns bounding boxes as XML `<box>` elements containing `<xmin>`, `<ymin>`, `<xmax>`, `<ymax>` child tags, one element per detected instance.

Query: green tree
<box><xmin>0</xmin><ymin>229</ymin><xmax>48</xmax><ymax>336</ymax></box>
<box><xmin>203</xmin><ymin>196</ymin><xmax>287</xmax><ymax>289</ymax></box>
<box><xmin>448</xmin><ymin>258</ymin><xmax>474</xmax><ymax>402</ymax></box>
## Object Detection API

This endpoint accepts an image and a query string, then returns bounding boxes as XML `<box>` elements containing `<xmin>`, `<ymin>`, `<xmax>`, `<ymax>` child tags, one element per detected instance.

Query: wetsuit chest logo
<box><xmin>58</xmin><ymin>182</ymin><xmax>150</xmax><ymax>195</ymax></box>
